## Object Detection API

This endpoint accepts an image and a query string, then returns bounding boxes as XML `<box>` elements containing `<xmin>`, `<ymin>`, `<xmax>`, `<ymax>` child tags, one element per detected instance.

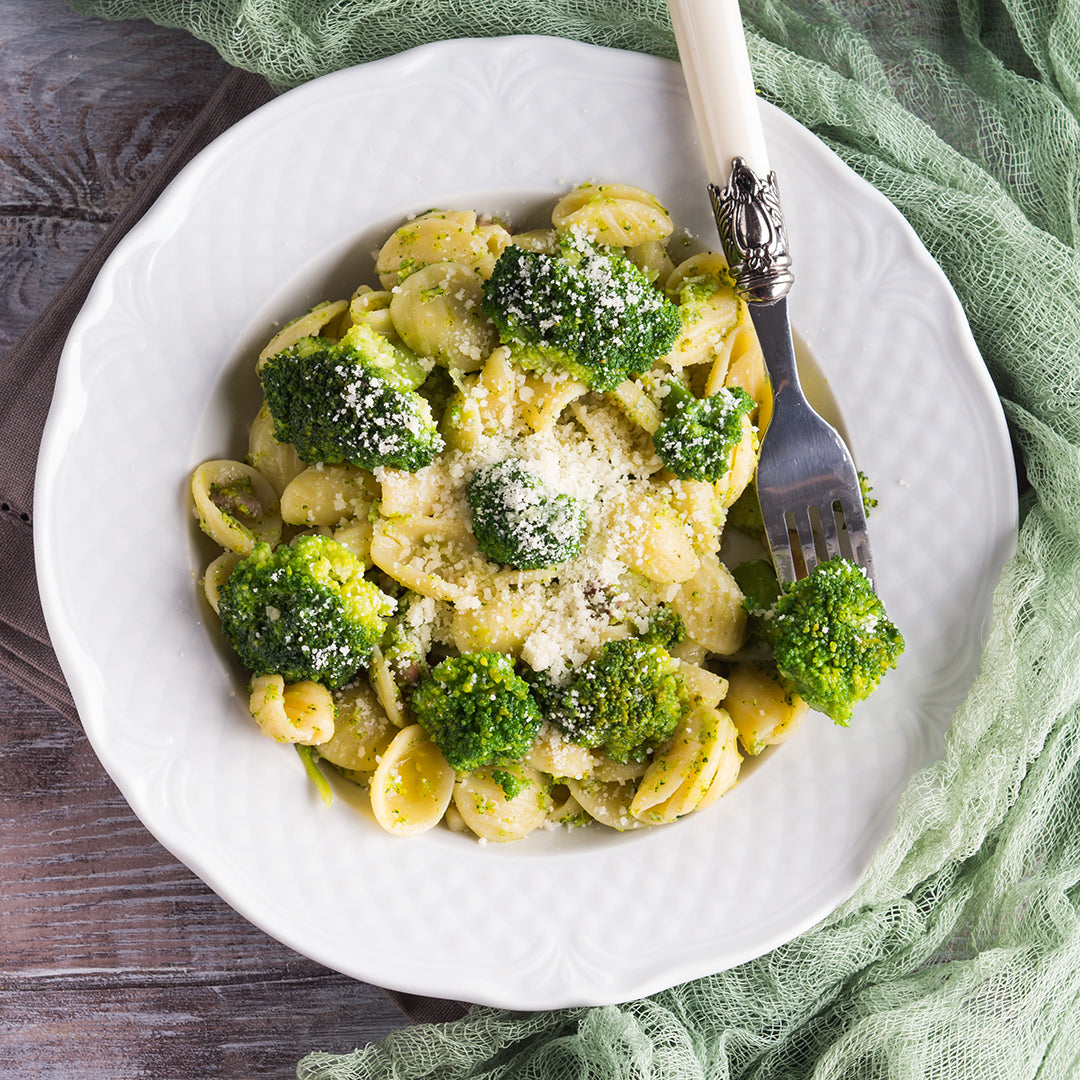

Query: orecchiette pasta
<box><xmin>723</xmin><ymin>662</ymin><xmax>809</xmax><ymax>756</ymax></box>
<box><xmin>627</xmin><ymin>239</ymin><xmax>676</xmax><ymax>288</ymax></box>
<box><xmin>607</xmin><ymin>378</ymin><xmax>663</xmax><ymax>434</ymax></box>
<box><xmin>526</xmin><ymin>724</ymin><xmax>595</xmax><ymax>780</ymax></box>
<box><xmin>663</xmin><ymin>256</ymin><xmax>743</xmax><ymax>373</ymax></box>
<box><xmin>247</xmin><ymin>402</ymin><xmax>305</xmax><ymax>496</ymax></box>
<box><xmin>608</xmin><ymin>489</ymin><xmax>701</xmax><ymax>584</ymax></box>
<box><xmin>631</xmin><ymin>705</ymin><xmax>740</xmax><ymax>824</ymax></box>
<box><xmin>369</xmin><ymin>724</ymin><xmax>456</xmax><ymax>835</ymax></box>
<box><xmin>369</xmin><ymin>515</ymin><xmax>476</xmax><ymax>602</ymax></box>
<box><xmin>452</xmin><ymin>764</ymin><xmax>551</xmax><ymax>842</ymax></box>
<box><xmin>509</xmin><ymin>228</ymin><xmax>558</xmax><ymax>254</ymax></box>
<box><xmin>670</xmin><ymin>552</ymin><xmax>748</xmax><ymax>656</ymax></box>
<box><xmin>347</xmin><ymin>286</ymin><xmax>398</xmax><ymax>340</ymax></box>
<box><xmin>389</xmin><ymin>261</ymin><xmax>498</xmax><ymax>371</ymax></box>
<box><xmin>279</xmin><ymin>463</ymin><xmax>377</xmax><ymax>527</ymax></box>
<box><xmin>449</xmin><ymin>588</ymin><xmax>546</xmax><ymax>655</ymax></box>
<box><xmin>202</xmin><ymin>551</ymin><xmax>241</xmax><ymax>614</ymax></box>
<box><xmin>191</xmin><ymin>459</ymin><xmax>282</xmax><ymax>554</ymax></box>
<box><xmin>520</xmin><ymin>372</ymin><xmax>589</xmax><ymax>432</ymax></box>
<box><xmin>375</xmin><ymin>209</ymin><xmax>510</xmax><ymax>287</ymax></box>
<box><xmin>192</xmin><ymin>181</ymin><xmax>817</xmax><ymax>846</ymax></box>
<box><xmin>665</xmin><ymin>251</ymin><xmax>730</xmax><ymax>295</ymax></box>
<box><xmin>589</xmin><ymin>756</ymin><xmax>648</xmax><ymax>783</ymax></box>
<box><xmin>545</xmin><ymin>787</ymin><xmax>588</xmax><ymax>827</ymax></box>
<box><xmin>670</xmin><ymin>479</ymin><xmax>727</xmax><ymax>555</ymax></box>
<box><xmin>551</xmin><ymin>183</ymin><xmax>674</xmax><ymax>247</ymax></box>
<box><xmin>248</xmin><ymin>675</ymin><xmax>336</xmax><ymax>745</ymax></box>
<box><xmin>715</xmin><ymin>414</ymin><xmax>759</xmax><ymax>508</ymax></box>
<box><xmin>675</xmin><ymin>659</ymin><xmax>729</xmax><ymax>709</ymax></box>
<box><xmin>318</xmin><ymin>682</ymin><xmax>397</xmax><ymax>775</ymax></box>
<box><xmin>441</xmin><ymin>347</ymin><xmax>523</xmax><ymax>450</ymax></box>
<box><xmin>716</xmin><ymin>321</ymin><xmax>772</xmax><ymax>427</ymax></box>
<box><xmin>367</xmin><ymin>644</ymin><xmax>408</xmax><ymax>729</ymax></box>
<box><xmin>565</xmin><ymin>776</ymin><xmax>650</xmax><ymax>831</ymax></box>
<box><xmin>331</xmin><ymin>519</ymin><xmax>374</xmax><ymax>567</ymax></box>
<box><xmin>378</xmin><ymin>464</ymin><xmax>447</xmax><ymax>519</ymax></box>
<box><xmin>696</xmin><ymin>715</ymin><xmax>744</xmax><ymax>811</ymax></box>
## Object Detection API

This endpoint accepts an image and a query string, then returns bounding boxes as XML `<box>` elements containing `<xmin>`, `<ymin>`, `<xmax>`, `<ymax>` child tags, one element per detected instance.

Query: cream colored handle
<box><xmin>667</xmin><ymin>0</ymin><xmax>768</xmax><ymax>184</ymax></box>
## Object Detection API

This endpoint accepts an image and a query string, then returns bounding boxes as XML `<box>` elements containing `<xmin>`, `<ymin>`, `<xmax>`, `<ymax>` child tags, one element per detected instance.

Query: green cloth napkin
<box><xmin>65</xmin><ymin>0</ymin><xmax>1080</xmax><ymax>1076</ymax></box>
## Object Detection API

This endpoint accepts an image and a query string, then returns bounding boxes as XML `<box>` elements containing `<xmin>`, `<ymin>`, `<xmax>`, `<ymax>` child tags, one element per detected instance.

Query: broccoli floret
<box><xmin>519</xmin><ymin>665</ymin><xmax>564</xmax><ymax>717</ymax></box>
<box><xmin>217</xmin><ymin>535</ymin><xmax>396</xmax><ymax>688</ymax></box>
<box><xmin>468</xmin><ymin>458</ymin><xmax>587</xmax><ymax>570</ymax></box>
<box><xmin>548</xmin><ymin>638</ymin><xmax>689</xmax><ymax>763</ymax></box>
<box><xmin>762</xmin><ymin>557</ymin><xmax>904</xmax><ymax>725</ymax></box>
<box><xmin>651</xmin><ymin>376</ymin><xmax>756</xmax><ymax>482</ymax></box>
<box><xmin>481</xmin><ymin>240</ymin><xmax>681</xmax><ymax>392</ymax></box>
<box><xmin>259</xmin><ymin>323</ymin><xmax>442</xmax><ymax>472</ymax></box>
<box><xmin>411</xmin><ymin>651</ymin><xmax>543</xmax><ymax>771</ymax></box>
<box><xmin>491</xmin><ymin>768</ymin><xmax>531</xmax><ymax>799</ymax></box>
<box><xmin>639</xmin><ymin>604</ymin><xmax>687</xmax><ymax>650</ymax></box>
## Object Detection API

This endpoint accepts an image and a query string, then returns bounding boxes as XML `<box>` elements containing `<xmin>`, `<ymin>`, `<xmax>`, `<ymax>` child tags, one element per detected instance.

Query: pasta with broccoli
<box><xmin>190</xmin><ymin>180</ymin><xmax>903</xmax><ymax>844</ymax></box>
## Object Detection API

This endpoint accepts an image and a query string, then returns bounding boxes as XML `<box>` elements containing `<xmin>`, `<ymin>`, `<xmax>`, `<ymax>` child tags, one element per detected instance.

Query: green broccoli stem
<box><xmin>295</xmin><ymin>745</ymin><xmax>333</xmax><ymax>806</ymax></box>
<box><xmin>661</xmin><ymin>375</ymin><xmax>696</xmax><ymax>414</ymax></box>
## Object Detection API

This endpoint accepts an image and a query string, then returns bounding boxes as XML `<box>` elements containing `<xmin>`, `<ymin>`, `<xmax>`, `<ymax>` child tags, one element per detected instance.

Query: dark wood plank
<box><xmin>0</xmin><ymin>972</ymin><xmax>406</xmax><ymax>1078</ymax></box>
<box><xmin>0</xmin><ymin>215</ymin><xmax>103</xmax><ymax>355</ymax></box>
<box><xmin>0</xmin><ymin>4</ymin><xmax>410</xmax><ymax>1074</ymax></box>
<box><xmin>0</xmin><ymin>677</ymin><xmax>409</xmax><ymax>1076</ymax></box>
<box><xmin>0</xmin><ymin>2</ymin><xmax>231</xmax><ymax>353</ymax></box>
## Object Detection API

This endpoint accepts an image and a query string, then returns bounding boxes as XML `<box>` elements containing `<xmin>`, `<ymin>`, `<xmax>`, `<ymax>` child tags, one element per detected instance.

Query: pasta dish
<box><xmin>190</xmin><ymin>182</ymin><xmax>899</xmax><ymax>842</ymax></box>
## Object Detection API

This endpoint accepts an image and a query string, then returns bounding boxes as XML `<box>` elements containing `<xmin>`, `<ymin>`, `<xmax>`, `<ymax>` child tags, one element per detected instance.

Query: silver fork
<box><xmin>668</xmin><ymin>0</ymin><xmax>875</xmax><ymax>587</ymax></box>
<box><xmin>746</xmin><ymin>295</ymin><xmax>875</xmax><ymax>587</ymax></box>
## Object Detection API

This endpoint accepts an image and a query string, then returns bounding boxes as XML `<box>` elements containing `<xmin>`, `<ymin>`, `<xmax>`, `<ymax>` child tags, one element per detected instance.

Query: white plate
<box><xmin>35</xmin><ymin>37</ymin><xmax>1017</xmax><ymax>1009</ymax></box>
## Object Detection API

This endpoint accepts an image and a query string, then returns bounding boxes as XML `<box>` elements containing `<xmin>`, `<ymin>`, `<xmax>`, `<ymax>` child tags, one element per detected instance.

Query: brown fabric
<box><xmin>0</xmin><ymin>62</ymin><xmax>471</xmax><ymax>1024</ymax></box>
<box><xmin>385</xmin><ymin>991</ymin><xmax>473</xmax><ymax>1024</ymax></box>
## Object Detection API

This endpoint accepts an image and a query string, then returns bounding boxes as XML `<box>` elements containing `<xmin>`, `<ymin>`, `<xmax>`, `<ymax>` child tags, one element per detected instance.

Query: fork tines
<box><xmin>759</xmin><ymin>481</ymin><xmax>875</xmax><ymax>589</ymax></box>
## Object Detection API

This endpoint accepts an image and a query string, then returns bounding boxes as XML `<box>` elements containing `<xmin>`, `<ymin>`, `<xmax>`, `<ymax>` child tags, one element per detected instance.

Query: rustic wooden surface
<box><xmin>0</xmin><ymin>3</ymin><xmax>410</xmax><ymax>1075</ymax></box>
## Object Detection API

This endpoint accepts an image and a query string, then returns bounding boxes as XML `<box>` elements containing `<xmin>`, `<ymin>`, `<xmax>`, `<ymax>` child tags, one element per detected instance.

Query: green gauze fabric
<box><xmin>65</xmin><ymin>0</ymin><xmax>1080</xmax><ymax>1076</ymax></box>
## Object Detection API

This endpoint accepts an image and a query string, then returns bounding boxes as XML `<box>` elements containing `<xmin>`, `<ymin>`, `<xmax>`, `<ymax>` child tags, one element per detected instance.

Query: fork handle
<box><xmin>666</xmin><ymin>0</ymin><xmax>768</xmax><ymax>182</ymax></box>
<box><xmin>668</xmin><ymin>0</ymin><xmax>794</xmax><ymax>304</ymax></box>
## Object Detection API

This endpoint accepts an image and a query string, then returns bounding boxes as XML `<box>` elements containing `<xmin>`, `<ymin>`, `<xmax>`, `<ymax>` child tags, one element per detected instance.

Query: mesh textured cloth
<box><xmin>65</xmin><ymin>0</ymin><xmax>1080</xmax><ymax>1076</ymax></box>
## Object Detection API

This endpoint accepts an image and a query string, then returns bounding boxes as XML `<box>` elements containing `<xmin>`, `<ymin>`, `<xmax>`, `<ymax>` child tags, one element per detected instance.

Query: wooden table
<box><xmin>0</xmin><ymin>4</ymin><xmax>410</xmax><ymax>1075</ymax></box>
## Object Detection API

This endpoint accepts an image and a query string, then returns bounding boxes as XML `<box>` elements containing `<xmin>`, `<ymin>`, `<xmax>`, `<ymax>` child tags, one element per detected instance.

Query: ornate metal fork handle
<box><xmin>709</xmin><ymin>157</ymin><xmax>794</xmax><ymax>305</ymax></box>
<box><xmin>711</xmin><ymin>156</ymin><xmax>801</xmax><ymax>406</ymax></box>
